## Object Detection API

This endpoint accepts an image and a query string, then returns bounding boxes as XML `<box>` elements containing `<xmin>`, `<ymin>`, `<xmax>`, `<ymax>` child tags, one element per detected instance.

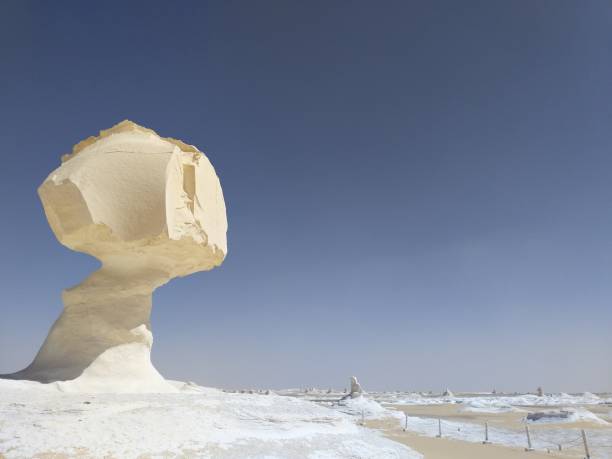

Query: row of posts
<box><xmin>400</xmin><ymin>413</ymin><xmax>591</xmax><ymax>458</ymax></box>
<box><xmin>524</xmin><ymin>425</ymin><xmax>590</xmax><ymax>458</ymax></box>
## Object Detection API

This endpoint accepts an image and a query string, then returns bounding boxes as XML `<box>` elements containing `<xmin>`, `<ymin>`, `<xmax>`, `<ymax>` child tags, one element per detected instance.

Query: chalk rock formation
<box><xmin>350</xmin><ymin>376</ymin><xmax>363</xmax><ymax>398</ymax></box>
<box><xmin>4</xmin><ymin>121</ymin><xmax>227</xmax><ymax>391</ymax></box>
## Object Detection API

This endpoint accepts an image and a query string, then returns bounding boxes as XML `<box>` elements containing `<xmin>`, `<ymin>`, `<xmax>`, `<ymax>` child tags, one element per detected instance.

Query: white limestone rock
<box><xmin>350</xmin><ymin>376</ymin><xmax>363</xmax><ymax>398</ymax></box>
<box><xmin>3</xmin><ymin>121</ymin><xmax>227</xmax><ymax>391</ymax></box>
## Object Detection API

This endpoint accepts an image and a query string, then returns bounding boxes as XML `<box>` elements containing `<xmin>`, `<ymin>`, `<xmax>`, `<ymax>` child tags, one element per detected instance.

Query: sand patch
<box><xmin>367</xmin><ymin>418</ymin><xmax>579</xmax><ymax>459</ymax></box>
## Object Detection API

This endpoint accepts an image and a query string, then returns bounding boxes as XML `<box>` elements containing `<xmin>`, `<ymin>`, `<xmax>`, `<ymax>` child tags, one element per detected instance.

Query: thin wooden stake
<box><xmin>404</xmin><ymin>412</ymin><xmax>408</xmax><ymax>431</ymax></box>
<box><xmin>436</xmin><ymin>418</ymin><xmax>442</xmax><ymax>438</ymax></box>
<box><xmin>524</xmin><ymin>425</ymin><xmax>533</xmax><ymax>451</ymax></box>
<box><xmin>581</xmin><ymin>429</ymin><xmax>591</xmax><ymax>459</ymax></box>
<box><xmin>361</xmin><ymin>409</ymin><xmax>365</xmax><ymax>426</ymax></box>
<box><xmin>482</xmin><ymin>421</ymin><xmax>490</xmax><ymax>444</ymax></box>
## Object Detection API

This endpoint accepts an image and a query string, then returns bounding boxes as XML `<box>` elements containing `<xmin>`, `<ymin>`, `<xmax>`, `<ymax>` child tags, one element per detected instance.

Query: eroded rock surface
<box><xmin>3</xmin><ymin>121</ymin><xmax>227</xmax><ymax>391</ymax></box>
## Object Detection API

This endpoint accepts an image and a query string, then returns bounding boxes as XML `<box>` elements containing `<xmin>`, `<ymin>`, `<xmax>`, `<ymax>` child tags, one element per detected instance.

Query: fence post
<box><xmin>436</xmin><ymin>418</ymin><xmax>442</xmax><ymax>438</ymax></box>
<box><xmin>524</xmin><ymin>425</ymin><xmax>533</xmax><ymax>451</ymax></box>
<box><xmin>482</xmin><ymin>421</ymin><xmax>490</xmax><ymax>444</ymax></box>
<box><xmin>581</xmin><ymin>429</ymin><xmax>591</xmax><ymax>459</ymax></box>
<box><xmin>403</xmin><ymin>413</ymin><xmax>408</xmax><ymax>431</ymax></box>
<box><xmin>361</xmin><ymin>409</ymin><xmax>365</xmax><ymax>426</ymax></box>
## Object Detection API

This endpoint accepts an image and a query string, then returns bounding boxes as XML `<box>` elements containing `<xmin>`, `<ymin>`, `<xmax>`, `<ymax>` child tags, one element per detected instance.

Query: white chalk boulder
<box><xmin>350</xmin><ymin>376</ymin><xmax>363</xmax><ymax>398</ymax></box>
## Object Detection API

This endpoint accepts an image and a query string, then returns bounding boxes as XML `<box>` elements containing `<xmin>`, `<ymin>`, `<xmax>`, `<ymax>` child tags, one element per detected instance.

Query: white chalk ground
<box><xmin>0</xmin><ymin>379</ymin><xmax>420</xmax><ymax>459</ymax></box>
<box><xmin>3</xmin><ymin>381</ymin><xmax>611</xmax><ymax>459</ymax></box>
<box><xmin>370</xmin><ymin>390</ymin><xmax>609</xmax><ymax>408</ymax></box>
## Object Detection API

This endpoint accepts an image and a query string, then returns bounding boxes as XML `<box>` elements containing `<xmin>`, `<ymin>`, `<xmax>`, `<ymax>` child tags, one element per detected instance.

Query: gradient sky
<box><xmin>1</xmin><ymin>1</ymin><xmax>611</xmax><ymax>393</ymax></box>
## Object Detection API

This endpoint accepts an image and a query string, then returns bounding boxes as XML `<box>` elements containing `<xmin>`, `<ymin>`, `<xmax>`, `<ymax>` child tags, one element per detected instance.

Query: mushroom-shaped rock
<box><xmin>4</xmin><ymin>121</ymin><xmax>227</xmax><ymax>390</ymax></box>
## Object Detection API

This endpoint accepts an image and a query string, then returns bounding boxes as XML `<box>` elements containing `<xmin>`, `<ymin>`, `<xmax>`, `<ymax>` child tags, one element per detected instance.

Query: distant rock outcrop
<box><xmin>350</xmin><ymin>376</ymin><xmax>363</xmax><ymax>398</ymax></box>
<box><xmin>339</xmin><ymin>376</ymin><xmax>364</xmax><ymax>401</ymax></box>
<box><xmin>527</xmin><ymin>410</ymin><xmax>570</xmax><ymax>421</ymax></box>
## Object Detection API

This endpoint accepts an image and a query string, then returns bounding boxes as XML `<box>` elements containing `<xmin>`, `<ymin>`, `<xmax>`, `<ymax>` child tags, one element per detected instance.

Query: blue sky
<box><xmin>0</xmin><ymin>1</ymin><xmax>611</xmax><ymax>392</ymax></box>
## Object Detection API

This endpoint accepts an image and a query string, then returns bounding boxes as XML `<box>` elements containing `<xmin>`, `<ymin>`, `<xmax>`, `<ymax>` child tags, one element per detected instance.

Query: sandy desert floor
<box><xmin>368</xmin><ymin>418</ymin><xmax>578</xmax><ymax>459</ymax></box>
<box><xmin>381</xmin><ymin>402</ymin><xmax>612</xmax><ymax>459</ymax></box>
<box><xmin>392</xmin><ymin>402</ymin><xmax>612</xmax><ymax>431</ymax></box>
<box><xmin>285</xmin><ymin>389</ymin><xmax>612</xmax><ymax>459</ymax></box>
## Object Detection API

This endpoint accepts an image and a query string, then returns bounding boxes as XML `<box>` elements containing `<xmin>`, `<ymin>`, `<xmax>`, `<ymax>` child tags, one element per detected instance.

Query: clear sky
<box><xmin>0</xmin><ymin>1</ymin><xmax>611</xmax><ymax>393</ymax></box>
